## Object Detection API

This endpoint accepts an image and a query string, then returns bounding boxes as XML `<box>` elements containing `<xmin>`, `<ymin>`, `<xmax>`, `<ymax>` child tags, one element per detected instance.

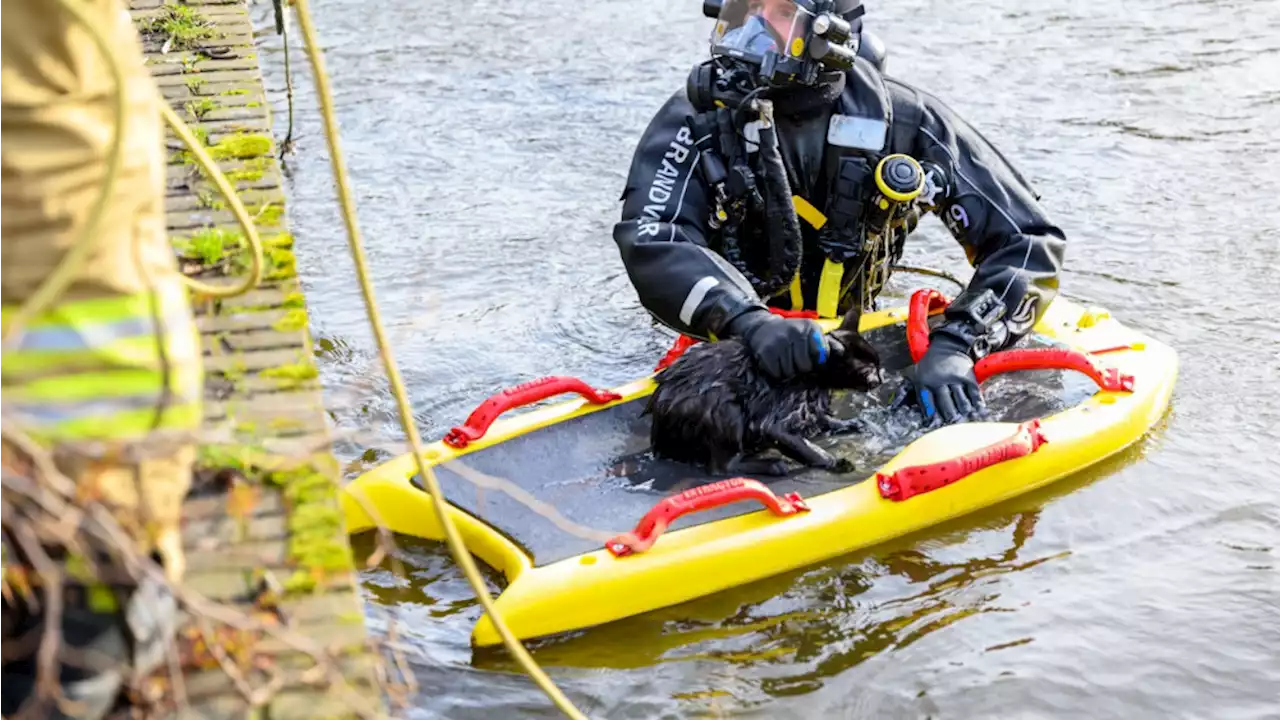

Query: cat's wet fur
<box><xmin>644</xmin><ymin>304</ymin><xmax>884</xmax><ymax>477</ymax></box>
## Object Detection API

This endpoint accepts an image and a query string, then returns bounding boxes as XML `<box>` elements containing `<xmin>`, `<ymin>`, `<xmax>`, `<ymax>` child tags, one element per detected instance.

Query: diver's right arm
<box><xmin>612</xmin><ymin>91</ymin><xmax>831</xmax><ymax>379</ymax></box>
<box><xmin>612</xmin><ymin>91</ymin><xmax>765</xmax><ymax>341</ymax></box>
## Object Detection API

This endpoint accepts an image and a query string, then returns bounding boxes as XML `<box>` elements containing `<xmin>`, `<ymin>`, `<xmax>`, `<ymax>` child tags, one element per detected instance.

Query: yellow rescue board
<box><xmin>340</xmin><ymin>297</ymin><xmax>1178</xmax><ymax>647</ymax></box>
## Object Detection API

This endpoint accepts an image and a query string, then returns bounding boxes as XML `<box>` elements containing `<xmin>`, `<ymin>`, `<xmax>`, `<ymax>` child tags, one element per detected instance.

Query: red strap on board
<box><xmin>876</xmin><ymin>419</ymin><xmax>1049</xmax><ymax>501</ymax></box>
<box><xmin>653</xmin><ymin>307</ymin><xmax>822</xmax><ymax>372</ymax></box>
<box><xmin>605</xmin><ymin>477</ymin><xmax>810</xmax><ymax>557</ymax></box>
<box><xmin>443</xmin><ymin>376</ymin><xmax>622</xmax><ymax>449</ymax></box>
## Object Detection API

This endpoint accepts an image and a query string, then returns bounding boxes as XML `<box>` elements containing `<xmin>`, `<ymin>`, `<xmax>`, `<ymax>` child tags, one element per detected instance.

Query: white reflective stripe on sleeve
<box><xmin>679</xmin><ymin>276</ymin><xmax>720</xmax><ymax>326</ymax></box>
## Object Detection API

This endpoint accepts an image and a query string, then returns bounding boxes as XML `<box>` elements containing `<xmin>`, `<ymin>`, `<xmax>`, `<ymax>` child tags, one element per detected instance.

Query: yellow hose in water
<box><xmin>289</xmin><ymin>1</ymin><xmax>588</xmax><ymax>717</ymax></box>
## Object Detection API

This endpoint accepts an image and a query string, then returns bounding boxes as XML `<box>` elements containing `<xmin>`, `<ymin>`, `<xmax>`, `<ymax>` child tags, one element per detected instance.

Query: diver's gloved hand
<box><xmin>725</xmin><ymin>308</ymin><xmax>830</xmax><ymax>381</ymax></box>
<box><xmin>913</xmin><ymin>332</ymin><xmax>988</xmax><ymax>425</ymax></box>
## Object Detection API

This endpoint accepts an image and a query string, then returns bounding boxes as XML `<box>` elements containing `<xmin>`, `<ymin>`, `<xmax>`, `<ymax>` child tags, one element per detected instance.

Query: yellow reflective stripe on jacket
<box><xmin>3</xmin><ymin>335</ymin><xmax>165</xmax><ymax>379</ymax></box>
<box><xmin>1</xmin><ymin>285</ymin><xmax>167</xmax><ymax>335</ymax></box>
<box><xmin>7</xmin><ymin>367</ymin><xmax>191</xmax><ymax>403</ymax></box>
<box><xmin>1</xmin><ymin>291</ymin><xmax>201</xmax><ymax>381</ymax></box>
<box><xmin>13</xmin><ymin>404</ymin><xmax>203</xmax><ymax>443</ymax></box>
<box><xmin>1</xmin><ymin>283</ymin><xmax>202</xmax><ymax>439</ymax></box>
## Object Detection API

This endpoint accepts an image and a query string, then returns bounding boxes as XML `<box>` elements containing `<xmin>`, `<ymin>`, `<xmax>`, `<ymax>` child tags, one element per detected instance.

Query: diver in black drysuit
<box><xmin>612</xmin><ymin>0</ymin><xmax>1066</xmax><ymax>426</ymax></box>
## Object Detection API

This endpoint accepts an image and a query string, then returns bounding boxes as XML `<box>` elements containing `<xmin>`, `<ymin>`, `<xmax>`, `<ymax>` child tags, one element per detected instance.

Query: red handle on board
<box><xmin>974</xmin><ymin>348</ymin><xmax>1135</xmax><ymax>392</ymax></box>
<box><xmin>443</xmin><ymin>376</ymin><xmax>622</xmax><ymax>449</ymax></box>
<box><xmin>876</xmin><ymin>419</ymin><xmax>1049</xmax><ymax>501</ymax></box>
<box><xmin>905</xmin><ymin>289</ymin><xmax>1135</xmax><ymax>393</ymax></box>
<box><xmin>605</xmin><ymin>477</ymin><xmax>810</xmax><ymax>557</ymax></box>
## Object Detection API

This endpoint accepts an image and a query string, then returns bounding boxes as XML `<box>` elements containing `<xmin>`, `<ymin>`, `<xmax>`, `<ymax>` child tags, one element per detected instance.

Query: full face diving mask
<box><xmin>704</xmin><ymin>0</ymin><xmax>865</xmax><ymax>86</ymax></box>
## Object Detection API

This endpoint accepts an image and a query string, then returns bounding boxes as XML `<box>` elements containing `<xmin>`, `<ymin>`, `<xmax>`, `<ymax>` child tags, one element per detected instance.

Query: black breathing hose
<box><xmin>752</xmin><ymin>99</ymin><xmax>805</xmax><ymax>300</ymax></box>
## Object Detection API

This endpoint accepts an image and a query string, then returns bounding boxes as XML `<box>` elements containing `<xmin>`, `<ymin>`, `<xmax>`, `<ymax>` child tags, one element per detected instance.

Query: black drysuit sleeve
<box><xmin>612</xmin><ymin>90</ymin><xmax>766</xmax><ymax>341</ymax></box>
<box><xmin>887</xmin><ymin>77</ymin><xmax>1068</xmax><ymax>349</ymax></box>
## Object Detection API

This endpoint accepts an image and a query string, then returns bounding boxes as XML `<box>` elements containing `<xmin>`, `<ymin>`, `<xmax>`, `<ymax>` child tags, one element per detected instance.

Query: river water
<box><xmin>246</xmin><ymin>0</ymin><xmax>1280</xmax><ymax>716</ymax></box>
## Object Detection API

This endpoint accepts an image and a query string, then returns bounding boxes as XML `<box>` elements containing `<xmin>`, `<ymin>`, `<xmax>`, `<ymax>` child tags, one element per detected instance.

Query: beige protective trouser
<box><xmin>2</xmin><ymin>0</ymin><xmax>203</xmax><ymax>583</ymax></box>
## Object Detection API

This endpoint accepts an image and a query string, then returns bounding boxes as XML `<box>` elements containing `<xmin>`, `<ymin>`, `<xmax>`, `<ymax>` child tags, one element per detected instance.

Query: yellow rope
<box><xmin>288</xmin><ymin>2</ymin><xmax>588</xmax><ymax>718</ymax></box>
<box><xmin>159</xmin><ymin>101</ymin><xmax>266</xmax><ymax>298</ymax></box>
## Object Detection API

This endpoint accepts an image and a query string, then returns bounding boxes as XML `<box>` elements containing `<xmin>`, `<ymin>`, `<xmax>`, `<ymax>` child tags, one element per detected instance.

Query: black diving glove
<box><xmin>725</xmin><ymin>308</ymin><xmax>830</xmax><ymax>382</ymax></box>
<box><xmin>913</xmin><ymin>332</ymin><xmax>988</xmax><ymax>425</ymax></box>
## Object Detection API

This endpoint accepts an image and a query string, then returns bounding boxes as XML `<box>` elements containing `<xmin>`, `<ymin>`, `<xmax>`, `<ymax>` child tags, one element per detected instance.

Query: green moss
<box><xmin>258</xmin><ymin>464</ymin><xmax>355</xmax><ymax>596</ymax></box>
<box><xmin>251</xmin><ymin>203</ymin><xmax>283</xmax><ymax>228</ymax></box>
<box><xmin>196</xmin><ymin>444</ymin><xmax>257</xmax><ymax>475</ymax></box>
<box><xmin>269</xmin><ymin>417</ymin><xmax>307</xmax><ymax>432</ymax></box>
<box><xmin>220</xmin><ymin>357</ymin><xmax>249</xmax><ymax>383</ymax></box>
<box><xmin>281</xmin><ymin>471</ymin><xmax>334</xmax><ymax>502</ymax></box>
<box><xmin>224</xmin><ymin>158</ymin><xmax>269</xmax><ymax>184</ymax></box>
<box><xmin>191</xmin><ymin>125</ymin><xmax>210</xmax><ymax>147</ymax></box>
<box><xmin>185</xmin><ymin>76</ymin><xmax>205</xmax><ymax>94</ymax></box>
<box><xmin>185</xmin><ymin>97</ymin><xmax>216</xmax><ymax>121</ymax></box>
<box><xmin>142</xmin><ymin>5</ymin><xmax>215</xmax><ymax>51</ymax></box>
<box><xmin>264</xmin><ymin>246</ymin><xmax>297</xmax><ymax>281</ymax></box>
<box><xmin>187</xmin><ymin>229</ymin><xmax>226</xmax><ymax>265</ymax></box>
<box><xmin>226</xmin><ymin>168</ymin><xmax>264</xmax><ymax>183</ymax></box>
<box><xmin>234</xmin><ymin>421</ymin><xmax>258</xmax><ymax>436</ymax></box>
<box><xmin>282</xmin><ymin>292</ymin><xmax>306</xmax><ymax>309</ymax></box>
<box><xmin>179</xmin><ymin>227</ymin><xmax>243</xmax><ymax>266</ymax></box>
<box><xmin>196</xmin><ymin>188</ymin><xmax>219</xmax><ymax>210</ymax></box>
<box><xmin>283</xmin><ymin>570</ymin><xmax>317</xmax><ymax>594</ymax></box>
<box><xmin>272</xmin><ymin>308</ymin><xmax>308</xmax><ymax>333</ymax></box>
<box><xmin>287</xmin><ymin>502</ymin><xmax>345</xmax><ymax>563</ymax></box>
<box><xmin>208</xmin><ymin>132</ymin><xmax>272</xmax><ymax>161</ymax></box>
<box><xmin>262</xmin><ymin>362</ymin><xmax>318</xmax><ymax>382</ymax></box>
<box><xmin>221</xmin><ymin>88</ymin><xmax>250</xmax><ymax>96</ymax></box>
<box><xmin>263</xmin><ymin>233</ymin><xmax>294</xmax><ymax>249</ymax></box>
<box><xmin>245</xmin><ymin>101</ymin><xmax>262</xmax><ymax>108</ymax></box>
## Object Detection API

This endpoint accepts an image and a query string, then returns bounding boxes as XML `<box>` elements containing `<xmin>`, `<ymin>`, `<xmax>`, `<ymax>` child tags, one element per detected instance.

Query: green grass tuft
<box><xmin>185</xmin><ymin>97</ymin><xmax>216</xmax><ymax>121</ymax></box>
<box><xmin>142</xmin><ymin>5</ymin><xmax>216</xmax><ymax>51</ymax></box>
<box><xmin>208</xmin><ymin>132</ymin><xmax>272</xmax><ymax>161</ymax></box>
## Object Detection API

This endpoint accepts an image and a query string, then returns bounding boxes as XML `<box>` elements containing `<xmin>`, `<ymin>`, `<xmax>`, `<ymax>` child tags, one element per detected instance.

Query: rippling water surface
<box><xmin>246</xmin><ymin>0</ymin><xmax>1280</xmax><ymax>716</ymax></box>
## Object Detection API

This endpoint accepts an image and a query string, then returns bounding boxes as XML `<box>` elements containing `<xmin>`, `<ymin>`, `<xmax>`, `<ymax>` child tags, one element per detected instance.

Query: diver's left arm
<box><xmin>888</xmin><ymin>77</ymin><xmax>1068</xmax><ymax>353</ymax></box>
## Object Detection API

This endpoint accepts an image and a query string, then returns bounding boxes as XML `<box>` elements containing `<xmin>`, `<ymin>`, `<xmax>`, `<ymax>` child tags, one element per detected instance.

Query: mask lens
<box><xmin>781</xmin><ymin>5</ymin><xmax>815</xmax><ymax>58</ymax></box>
<box><xmin>711</xmin><ymin>0</ymin><xmax>809</xmax><ymax>59</ymax></box>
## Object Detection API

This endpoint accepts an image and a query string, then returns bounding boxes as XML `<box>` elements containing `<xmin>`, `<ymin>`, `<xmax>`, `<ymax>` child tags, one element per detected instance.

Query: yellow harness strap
<box><xmin>789</xmin><ymin>195</ymin><xmax>844</xmax><ymax>319</ymax></box>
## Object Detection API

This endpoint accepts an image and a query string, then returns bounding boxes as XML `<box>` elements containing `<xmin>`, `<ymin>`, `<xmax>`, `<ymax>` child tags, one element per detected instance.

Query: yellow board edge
<box><xmin>338</xmin><ymin>298</ymin><xmax>1178</xmax><ymax>648</ymax></box>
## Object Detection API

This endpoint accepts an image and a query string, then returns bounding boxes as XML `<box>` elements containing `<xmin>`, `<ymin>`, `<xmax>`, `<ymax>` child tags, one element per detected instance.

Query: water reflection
<box><xmin>356</xmin><ymin>507</ymin><xmax>1057</xmax><ymax>683</ymax></box>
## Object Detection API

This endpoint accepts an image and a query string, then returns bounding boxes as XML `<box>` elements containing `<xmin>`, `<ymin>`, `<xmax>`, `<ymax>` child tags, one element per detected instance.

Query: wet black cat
<box><xmin>645</xmin><ymin>304</ymin><xmax>883</xmax><ymax>476</ymax></box>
